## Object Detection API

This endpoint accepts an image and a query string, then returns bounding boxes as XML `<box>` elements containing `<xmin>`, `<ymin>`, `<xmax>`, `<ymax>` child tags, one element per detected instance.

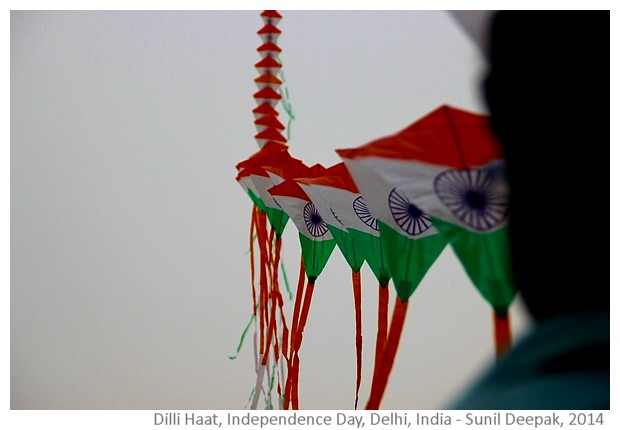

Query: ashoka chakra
<box><xmin>303</xmin><ymin>203</ymin><xmax>329</xmax><ymax>237</ymax></box>
<box><xmin>388</xmin><ymin>188</ymin><xmax>432</xmax><ymax>237</ymax></box>
<box><xmin>353</xmin><ymin>196</ymin><xmax>379</xmax><ymax>231</ymax></box>
<box><xmin>434</xmin><ymin>168</ymin><xmax>509</xmax><ymax>231</ymax></box>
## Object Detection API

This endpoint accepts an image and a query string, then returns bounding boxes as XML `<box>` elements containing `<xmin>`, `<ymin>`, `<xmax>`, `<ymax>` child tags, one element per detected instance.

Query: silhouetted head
<box><xmin>483</xmin><ymin>11</ymin><xmax>610</xmax><ymax>321</ymax></box>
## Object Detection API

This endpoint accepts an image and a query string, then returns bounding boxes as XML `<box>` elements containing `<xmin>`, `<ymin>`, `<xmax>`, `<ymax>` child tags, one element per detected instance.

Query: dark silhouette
<box><xmin>450</xmin><ymin>11</ymin><xmax>610</xmax><ymax>409</ymax></box>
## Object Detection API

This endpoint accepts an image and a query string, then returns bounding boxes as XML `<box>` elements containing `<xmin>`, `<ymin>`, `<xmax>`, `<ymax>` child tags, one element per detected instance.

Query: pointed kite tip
<box><xmin>257</xmin><ymin>23</ymin><xmax>282</xmax><ymax>35</ymax></box>
<box><xmin>261</xmin><ymin>10</ymin><xmax>283</xmax><ymax>19</ymax></box>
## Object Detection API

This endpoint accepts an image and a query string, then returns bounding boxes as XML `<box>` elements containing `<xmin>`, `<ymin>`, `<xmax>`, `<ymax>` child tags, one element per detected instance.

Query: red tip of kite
<box><xmin>257</xmin><ymin>23</ymin><xmax>282</xmax><ymax>35</ymax></box>
<box><xmin>337</xmin><ymin>104</ymin><xmax>502</xmax><ymax>168</ymax></box>
<box><xmin>253</xmin><ymin>87</ymin><xmax>282</xmax><ymax>101</ymax></box>
<box><xmin>261</xmin><ymin>10</ymin><xmax>283</xmax><ymax>19</ymax></box>
<box><xmin>257</xmin><ymin>41</ymin><xmax>282</xmax><ymax>54</ymax></box>
<box><xmin>268</xmin><ymin>180</ymin><xmax>311</xmax><ymax>202</ymax></box>
<box><xmin>253</xmin><ymin>103</ymin><xmax>280</xmax><ymax>117</ymax></box>
<box><xmin>255</xmin><ymin>128</ymin><xmax>287</xmax><ymax>143</ymax></box>
<box><xmin>254</xmin><ymin>114</ymin><xmax>285</xmax><ymax>130</ymax></box>
<box><xmin>254</xmin><ymin>56</ymin><xmax>282</xmax><ymax>70</ymax></box>
<box><xmin>254</xmin><ymin>72</ymin><xmax>283</xmax><ymax>86</ymax></box>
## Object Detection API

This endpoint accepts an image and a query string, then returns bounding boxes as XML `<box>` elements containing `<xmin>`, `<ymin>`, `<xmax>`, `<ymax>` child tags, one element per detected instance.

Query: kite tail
<box><xmin>352</xmin><ymin>270</ymin><xmax>363</xmax><ymax>410</ymax></box>
<box><xmin>250</xmin><ymin>206</ymin><xmax>258</xmax><ymax>314</ymax></box>
<box><xmin>271</xmin><ymin>237</ymin><xmax>285</xmax><ymax>360</ymax></box>
<box><xmin>261</xmin><ymin>292</ymin><xmax>278</xmax><ymax>366</ymax></box>
<box><xmin>251</xmin><ymin>209</ymin><xmax>274</xmax><ymax>409</ymax></box>
<box><xmin>288</xmin><ymin>257</ymin><xmax>306</xmax><ymax>359</ymax></box>
<box><xmin>250</xmin><ymin>325</ymin><xmax>265</xmax><ymax>409</ymax></box>
<box><xmin>290</xmin><ymin>279</ymin><xmax>315</xmax><ymax>410</ymax></box>
<box><xmin>293</xmin><ymin>279</ymin><xmax>315</xmax><ymax>353</ymax></box>
<box><xmin>271</xmin><ymin>238</ymin><xmax>290</xmax><ymax>401</ymax></box>
<box><xmin>255</xmin><ymin>210</ymin><xmax>269</xmax><ymax>356</ymax></box>
<box><xmin>251</xmin><ymin>361</ymin><xmax>267</xmax><ymax>410</ymax></box>
<box><xmin>493</xmin><ymin>310</ymin><xmax>511</xmax><ymax>359</ymax></box>
<box><xmin>286</xmin><ymin>354</ymin><xmax>301</xmax><ymax>410</ymax></box>
<box><xmin>260</xmin><ymin>227</ymin><xmax>277</xmax><ymax>366</ymax></box>
<box><xmin>365</xmin><ymin>298</ymin><xmax>409</xmax><ymax>410</ymax></box>
<box><xmin>229</xmin><ymin>206</ymin><xmax>263</xmax><ymax>361</ymax></box>
<box><xmin>284</xmin><ymin>270</ymin><xmax>315</xmax><ymax>410</ymax></box>
<box><xmin>369</xmin><ymin>283</ymin><xmax>389</xmax><ymax>394</ymax></box>
<box><xmin>283</xmin><ymin>257</ymin><xmax>306</xmax><ymax>409</ymax></box>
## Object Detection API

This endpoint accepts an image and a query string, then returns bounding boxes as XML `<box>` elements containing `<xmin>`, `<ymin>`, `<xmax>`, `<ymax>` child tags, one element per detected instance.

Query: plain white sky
<box><xmin>8</xmin><ymin>3</ymin><xmax>616</xmax><ymax>415</ymax></box>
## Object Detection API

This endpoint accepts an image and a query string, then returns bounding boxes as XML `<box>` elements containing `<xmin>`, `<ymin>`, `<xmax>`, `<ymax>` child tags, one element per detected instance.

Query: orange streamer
<box><xmin>369</xmin><ymin>283</ymin><xmax>389</xmax><ymax>404</ymax></box>
<box><xmin>365</xmin><ymin>298</ymin><xmax>409</xmax><ymax>410</ymax></box>
<box><xmin>283</xmin><ymin>257</ymin><xmax>306</xmax><ymax>410</ymax></box>
<box><xmin>494</xmin><ymin>311</ymin><xmax>512</xmax><ymax>359</ymax></box>
<box><xmin>249</xmin><ymin>206</ymin><xmax>257</xmax><ymax>315</ymax></box>
<box><xmin>256</xmin><ymin>211</ymin><xmax>269</xmax><ymax>356</ymax></box>
<box><xmin>352</xmin><ymin>270</ymin><xmax>363</xmax><ymax>409</ymax></box>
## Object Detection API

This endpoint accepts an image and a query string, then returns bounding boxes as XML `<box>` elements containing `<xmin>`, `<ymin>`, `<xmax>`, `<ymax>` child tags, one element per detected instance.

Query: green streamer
<box><xmin>280</xmin><ymin>259</ymin><xmax>293</xmax><ymax>301</ymax></box>
<box><xmin>265</xmin><ymin>362</ymin><xmax>276</xmax><ymax>410</ymax></box>
<box><xmin>276</xmin><ymin>55</ymin><xmax>296</xmax><ymax>141</ymax></box>
<box><xmin>244</xmin><ymin>387</ymin><xmax>256</xmax><ymax>409</ymax></box>
<box><xmin>243</xmin><ymin>233</ymin><xmax>258</xmax><ymax>255</ymax></box>
<box><xmin>228</xmin><ymin>313</ymin><xmax>256</xmax><ymax>360</ymax></box>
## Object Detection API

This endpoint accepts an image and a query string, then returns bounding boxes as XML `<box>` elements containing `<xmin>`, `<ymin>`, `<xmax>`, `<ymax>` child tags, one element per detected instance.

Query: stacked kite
<box><xmin>234</xmin><ymin>10</ymin><xmax>290</xmax><ymax>411</ymax></box>
<box><xmin>233</xmin><ymin>11</ymin><xmax>517</xmax><ymax>411</ymax></box>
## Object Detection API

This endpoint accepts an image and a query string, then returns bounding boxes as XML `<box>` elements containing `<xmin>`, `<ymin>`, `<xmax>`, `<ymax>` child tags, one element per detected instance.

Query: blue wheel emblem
<box><xmin>434</xmin><ymin>168</ymin><xmax>509</xmax><ymax>231</ymax></box>
<box><xmin>353</xmin><ymin>196</ymin><xmax>378</xmax><ymax>231</ymax></box>
<box><xmin>330</xmin><ymin>207</ymin><xmax>345</xmax><ymax>227</ymax></box>
<box><xmin>388</xmin><ymin>188</ymin><xmax>432</xmax><ymax>236</ymax></box>
<box><xmin>304</xmin><ymin>203</ymin><xmax>328</xmax><ymax>237</ymax></box>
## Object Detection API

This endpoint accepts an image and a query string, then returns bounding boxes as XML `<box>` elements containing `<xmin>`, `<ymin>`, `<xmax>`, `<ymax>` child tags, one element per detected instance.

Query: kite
<box><xmin>268</xmin><ymin>166</ymin><xmax>338</xmax><ymax>410</ymax></box>
<box><xmin>384</xmin><ymin>104</ymin><xmax>516</xmax><ymax>357</ymax></box>
<box><xmin>232</xmin><ymin>10</ymin><xmax>298</xmax><ymax>410</ymax></box>
<box><xmin>233</xmin><ymin>11</ymin><xmax>518</xmax><ymax>411</ymax></box>
<box><xmin>341</xmin><ymin>104</ymin><xmax>516</xmax><ymax>362</ymax></box>
<box><xmin>337</xmin><ymin>141</ymin><xmax>449</xmax><ymax>409</ymax></box>
<box><xmin>296</xmin><ymin>162</ymin><xmax>393</xmax><ymax>409</ymax></box>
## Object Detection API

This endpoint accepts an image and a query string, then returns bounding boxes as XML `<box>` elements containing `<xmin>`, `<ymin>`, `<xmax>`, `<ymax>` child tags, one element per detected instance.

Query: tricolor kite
<box><xmin>268</xmin><ymin>167</ymin><xmax>337</xmax><ymax>410</ymax></box>
<box><xmin>296</xmin><ymin>163</ymin><xmax>393</xmax><ymax>409</ymax></box>
<box><xmin>232</xmin><ymin>11</ymin><xmax>518</xmax><ymax>411</ymax></box>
